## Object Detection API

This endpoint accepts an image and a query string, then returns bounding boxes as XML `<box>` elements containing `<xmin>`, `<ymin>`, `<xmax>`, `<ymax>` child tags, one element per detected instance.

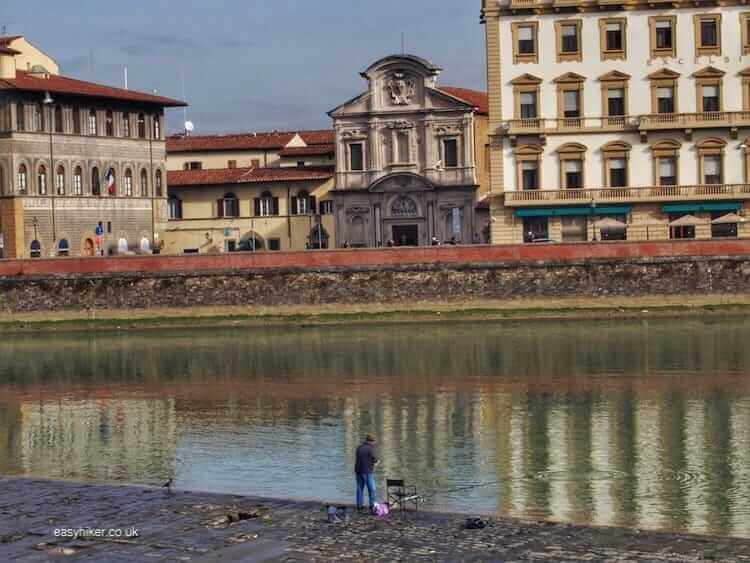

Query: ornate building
<box><xmin>482</xmin><ymin>0</ymin><xmax>750</xmax><ymax>244</ymax></box>
<box><xmin>329</xmin><ymin>55</ymin><xmax>489</xmax><ymax>247</ymax></box>
<box><xmin>0</xmin><ymin>35</ymin><xmax>184</xmax><ymax>258</ymax></box>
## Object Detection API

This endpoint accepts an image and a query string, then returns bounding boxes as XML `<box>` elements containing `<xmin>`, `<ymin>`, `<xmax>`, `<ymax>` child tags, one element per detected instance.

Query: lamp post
<box><xmin>43</xmin><ymin>91</ymin><xmax>56</xmax><ymax>243</ymax></box>
<box><xmin>591</xmin><ymin>198</ymin><xmax>597</xmax><ymax>242</ymax></box>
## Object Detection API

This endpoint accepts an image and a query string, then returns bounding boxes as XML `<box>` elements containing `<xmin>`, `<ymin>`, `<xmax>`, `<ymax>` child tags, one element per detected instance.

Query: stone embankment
<box><xmin>1</xmin><ymin>241</ymin><xmax>750</xmax><ymax>313</ymax></box>
<box><xmin>1</xmin><ymin>477</ymin><xmax>749</xmax><ymax>562</ymax></box>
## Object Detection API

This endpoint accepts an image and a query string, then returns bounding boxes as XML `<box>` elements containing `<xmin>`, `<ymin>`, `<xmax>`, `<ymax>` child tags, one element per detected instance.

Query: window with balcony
<box><xmin>695</xmin><ymin>14</ymin><xmax>721</xmax><ymax>57</ymax></box>
<box><xmin>555</xmin><ymin>73</ymin><xmax>585</xmax><ymax>125</ymax></box>
<box><xmin>602</xmin><ymin>142</ymin><xmax>631</xmax><ymax>188</ymax></box>
<box><xmin>520</xmin><ymin>92</ymin><xmax>538</xmax><ymax>119</ymax></box>
<box><xmin>349</xmin><ymin>142</ymin><xmax>364</xmax><ymax>171</ymax></box>
<box><xmin>650</xmin><ymin>17</ymin><xmax>676</xmax><ymax>58</ymax></box>
<box><xmin>600</xmin><ymin>19</ymin><xmax>626</xmax><ymax>60</ymax></box>
<box><xmin>512</xmin><ymin>22</ymin><xmax>538</xmax><ymax>64</ymax></box>
<box><xmin>556</xmin><ymin>20</ymin><xmax>582</xmax><ymax>62</ymax></box>
<box><xmin>607</xmin><ymin>89</ymin><xmax>625</xmax><ymax>117</ymax></box>
<box><xmin>516</xmin><ymin>145</ymin><xmax>543</xmax><ymax>191</ymax></box>
<box><xmin>703</xmin><ymin>155</ymin><xmax>722</xmax><ymax>184</ymax></box>
<box><xmin>563</xmin><ymin>90</ymin><xmax>581</xmax><ymax>119</ymax></box>
<box><xmin>658</xmin><ymin>158</ymin><xmax>677</xmax><ymax>186</ymax></box>
<box><xmin>608</xmin><ymin>158</ymin><xmax>627</xmax><ymax>188</ymax></box>
<box><xmin>656</xmin><ymin>87</ymin><xmax>675</xmax><ymax>114</ymax></box>
<box><xmin>558</xmin><ymin>143</ymin><xmax>586</xmax><ymax>190</ymax></box>
<box><xmin>218</xmin><ymin>192</ymin><xmax>239</xmax><ymax>218</ymax></box>
<box><xmin>254</xmin><ymin>191</ymin><xmax>278</xmax><ymax>216</ymax></box>
<box><xmin>443</xmin><ymin>138</ymin><xmax>458</xmax><ymax>168</ymax></box>
<box><xmin>698</xmin><ymin>138</ymin><xmax>726</xmax><ymax>185</ymax></box>
<box><xmin>521</xmin><ymin>162</ymin><xmax>539</xmax><ymax>190</ymax></box>
<box><xmin>693</xmin><ymin>67</ymin><xmax>725</xmax><ymax>116</ymax></box>
<box><xmin>512</xmin><ymin>74</ymin><xmax>542</xmax><ymax>124</ymax></box>
<box><xmin>701</xmin><ymin>85</ymin><xmax>720</xmax><ymax>112</ymax></box>
<box><xmin>652</xmin><ymin>140</ymin><xmax>680</xmax><ymax>187</ymax></box>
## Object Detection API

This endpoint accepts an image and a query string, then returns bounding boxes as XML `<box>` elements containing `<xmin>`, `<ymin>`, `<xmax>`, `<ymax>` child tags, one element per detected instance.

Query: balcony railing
<box><xmin>505</xmin><ymin>116</ymin><xmax>639</xmax><ymax>135</ymax></box>
<box><xmin>504</xmin><ymin>184</ymin><xmax>750</xmax><ymax>206</ymax></box>
<box><xmin>508</xmin><ymin>0</ymin><xmax>542</xmax><ymax>8</ymax></box>
<box><xmin>639</xmin><ymin>111</ymin><xmax>750</xmax><ymax>131</ymax></box>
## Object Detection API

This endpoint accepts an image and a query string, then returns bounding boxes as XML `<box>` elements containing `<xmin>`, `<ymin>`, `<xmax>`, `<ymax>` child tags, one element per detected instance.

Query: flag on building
<box><xmin>106</xmin><ymin>169</ymin><xmax>116</xmax><ymax>195</ymax></box>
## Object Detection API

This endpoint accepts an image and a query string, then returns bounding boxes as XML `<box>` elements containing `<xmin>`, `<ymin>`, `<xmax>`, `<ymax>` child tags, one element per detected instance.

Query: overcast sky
<box><xmin>2</xmin><ymin>1</ymin><xmax>485</xmax><ymax>134</ymax></box>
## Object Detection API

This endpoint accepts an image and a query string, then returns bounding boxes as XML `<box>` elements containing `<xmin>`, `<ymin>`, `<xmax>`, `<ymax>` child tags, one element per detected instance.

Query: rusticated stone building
<box><xmin>0</xmin><ymin>35</ymin><xmax>184</xmax><ymax>258</ymax></box>
<box><xmin>329</xmin><ymin>55</ymin><xmax>489</xmax><ymax>247</ymax></box>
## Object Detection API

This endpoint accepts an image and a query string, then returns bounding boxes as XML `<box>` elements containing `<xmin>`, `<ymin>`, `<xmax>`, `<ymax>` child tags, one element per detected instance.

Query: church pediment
<box><xmin>328</xmin><ymin>92</ymin><xmax>371</xmax><ymax>117</ymax></box>
<box><xmin>369</xmin><ymin>173</ymin><xmax>434</xmax><ymax>193</ymax></box>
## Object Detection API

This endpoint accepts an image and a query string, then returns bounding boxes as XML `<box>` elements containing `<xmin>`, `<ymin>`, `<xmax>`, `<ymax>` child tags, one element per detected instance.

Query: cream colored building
<box><xmin>0</xmin><ymin>35</ymin><xmax>184</xmax><ymax>258</ymax></box>
<box><xmin>482</xmin><ymin>0</ymin><xmax>750</xmax><ymax>243</ymax></box>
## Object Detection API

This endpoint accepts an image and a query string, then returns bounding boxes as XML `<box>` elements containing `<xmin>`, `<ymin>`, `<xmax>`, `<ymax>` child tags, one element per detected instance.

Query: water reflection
<box><xmin>0</xmin><ymin>319</ymin><xmax>749</xmax><ymax>537</ymax></box>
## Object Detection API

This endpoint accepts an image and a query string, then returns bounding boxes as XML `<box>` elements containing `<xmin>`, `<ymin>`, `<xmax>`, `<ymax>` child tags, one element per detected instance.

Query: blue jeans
<box><xmin>356</xmin><ymin>473</ymin><xmax>377</xmax><ymax>509</ymax></box>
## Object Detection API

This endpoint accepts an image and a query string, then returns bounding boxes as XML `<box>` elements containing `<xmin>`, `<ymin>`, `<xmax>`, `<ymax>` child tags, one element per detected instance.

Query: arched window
<box><xmin>292</xmin><ymin>190</ymin><xmax>314</xmax><ymax>215</ymax></box>
<box><xmin>309</xmin><ymin>225</ymin><xmax>329</xmax><ymax>249</ymax></box>
<box><xmin>91</xmin><ymin>166</ymin><xmax>101</xmax><ymax>196</ymax></box>
<box><xmin>153</xmin><ymin>115</ymin><xmax>161</xmax><ymax>139</ymax></box>
<box><xmin>37</xmin><ymin>165</ymin><xmax>47</xmax><ymax>195</ymax></box>
<box><xmin>515</xmin><ymin>145</ymin><xmax>543</xmax><ymax>190</ymax></box>
<box><xmin>255</xmin><ymin>190</ymin><xmax>278</xmax><ymax>216</ymax></box>
<box><xmin>122</xmin><ymin>112</ymin><xmax>131</xmax><ymax>137</ymax></box>
<box><xmin>106</xmin><ymin>168</ymin><xmax>116</xmax><ymax>195</ymax></box>
<box><xmin>55</xmin><ymin>165</ymin><xmax>65</xmax><ymax>195</ymax></box>
<box><xmin>88</xmin><ymin>109</ymin><xmax>97</xmax><ymax>135</ymax></box>
<box><xmin>137</xmin><ymin>113</ymin><xmax>146</xmax><ymax>138</ymax></box>
<box><xmin>697</xmin><ymin>137</ymin><xmax>726</xmax><ymax>185</ymax></box>
<box><xmin>73</xmin><ymin>166</ymin><xmax>83</xmax><ymax>195</ymax></box>
<box><xmin>17</xmin><ymin>164</ymin><xmax>28</xmax><ymax>193</ymax></box>
<box><xmin>57</xmin><ymin>239</ymin><xmax>69</xmax><ymax>257</ymax></box>
<box><xmin>155</xmin><ymin>170</ymin><xmax>163</xmax><ymax>196</ymax></box>
<box><xmin>124</xmin><ymin>169</ymin><xmax>133</xmax><ymax>196</ymax></box>
<box><xmin>218</xmin><ymin>192</ymin><xmax>239</xmax><ymax>218</ymax></box>
<box><xmin>54</xmin><ymin>106</ymin><xmax>63</xmax><ymax>133</ymax></box>
<box><xmin>602</xmin><ymin>141</ymin><xmax>631</xmax><ymax>188</ymax></box>
<box><xmin>140</xmin><ymin>169</ymin><xmax>148</xmax><ymax>196</ymax></box>
<box><xmin>30</xmin><ymin>239</ymin><xmax>41</xmax><ymax>258</ymax></box>
<box><xmin>168</xmin><ymin>194</ymin><xmax>183</xmax><ymax>219</ymax></box>
<box><xmin>105</xmin><ymin>110</ymin><xmax>114</xmax><ymax>137</ymax></box>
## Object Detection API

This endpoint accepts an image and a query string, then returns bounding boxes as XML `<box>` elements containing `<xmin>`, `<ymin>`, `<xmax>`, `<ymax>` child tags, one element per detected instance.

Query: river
<box><xmin>0</xmin><ymin>318</ymin><xmax>749</xmax><ymax>537</ymax></box>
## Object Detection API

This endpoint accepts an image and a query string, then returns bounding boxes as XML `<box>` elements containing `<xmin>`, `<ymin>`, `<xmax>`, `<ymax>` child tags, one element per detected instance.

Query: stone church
<box><xmin>328</xmin><ymin>55</ymin><xmax>489</xmax><ymax>247</ymax></box>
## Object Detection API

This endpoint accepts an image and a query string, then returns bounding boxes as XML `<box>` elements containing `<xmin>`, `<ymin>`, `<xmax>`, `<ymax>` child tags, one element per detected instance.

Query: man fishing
<box><xmin>354</xmin><ymin>434</ymin><xmax>378</xmax><ymax>512</ymax></box>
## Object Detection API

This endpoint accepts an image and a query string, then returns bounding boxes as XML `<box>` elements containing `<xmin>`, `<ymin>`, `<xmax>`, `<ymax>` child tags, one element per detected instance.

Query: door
<box><xmin>392</xmin><ymin>225</ymin><xmax>419</xmax><ymax>247</ymax></box>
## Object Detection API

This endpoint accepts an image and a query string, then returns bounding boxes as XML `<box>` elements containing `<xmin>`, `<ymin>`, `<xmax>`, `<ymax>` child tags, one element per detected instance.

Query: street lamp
<box><xmin>43</xmin><ymin>92</ymin><xmax>57</xmax><ymax>242</ymax></box>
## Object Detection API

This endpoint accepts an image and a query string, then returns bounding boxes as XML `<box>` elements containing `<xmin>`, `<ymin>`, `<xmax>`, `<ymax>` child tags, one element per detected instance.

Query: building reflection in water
<box><xmin>0</xmin><ymin>319</ymin><xmax>748</xmax><ymax>537</ymax></box>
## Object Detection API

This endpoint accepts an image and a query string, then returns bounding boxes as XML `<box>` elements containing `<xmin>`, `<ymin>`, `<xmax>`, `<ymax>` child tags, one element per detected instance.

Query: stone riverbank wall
<box><xmin>1</xmin><ymin>240</ymin><xmax>750</xmax><ymax>313</ymax></box>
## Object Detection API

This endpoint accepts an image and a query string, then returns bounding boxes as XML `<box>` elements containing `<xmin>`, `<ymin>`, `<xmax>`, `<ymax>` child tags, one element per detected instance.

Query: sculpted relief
<box><xmin>391</xmin><ymin>196</ymin><xmax>418</xmax><ymax>217</ymax></box>
<box><xmin>386</xmin><ymin>72</ymin><xmax>416</xmax><ymax>106</ymax></box>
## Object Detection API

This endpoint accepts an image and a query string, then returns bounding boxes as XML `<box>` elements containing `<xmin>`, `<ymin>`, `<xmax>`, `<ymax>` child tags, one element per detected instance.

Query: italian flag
<box><xmin>106</xmin><ymin>169</ymin><xmax>116</xmax><ymax>195</ymax></box>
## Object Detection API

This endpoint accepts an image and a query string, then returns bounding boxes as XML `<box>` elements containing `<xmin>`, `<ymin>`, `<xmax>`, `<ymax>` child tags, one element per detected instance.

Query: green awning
<box><xmin>515</xmin><ymin>205</ymin><xmax>631</xmax><ymax>218</ymax></box>
<box><xmin>662</xmin><ymin>202</ymin><xmax>741</xmax><ymax>214</ymax></box>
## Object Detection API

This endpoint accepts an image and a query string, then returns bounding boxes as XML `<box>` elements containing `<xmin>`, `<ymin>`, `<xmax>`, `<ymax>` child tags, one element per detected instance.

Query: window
<box><xmin>124</xmin><ymin>169</ymin><xmax>133</xmax><ymax>196</ymax></box>
<box><xmin>520</xmin><ymin>92</ymin><xmax>538</xmax><ymax>119</ymax></box>
<box><xmin>30</xmin><ymin>240</ymin><xmax>41</xmax><ymax>259</ymax></box>
<box><xmin>57</xmin><ymin>239</ymin><xmax>69</xmax><ymax>257</ymax></box>
<box><xmin>563</xmin><ymin>90</ymin><xmax>580</xmax><ymax>118</ymax></box>
<box><xmin>670</xmin><ymin>215</ymin><xmax>696</xmax><ymax>240</ymax></box>
<box><xmin>17</xmin><ymin>164</ymin><xmax>28</xmax><ymax>193</ymax></box>
<box><xmin>106</xmin><ymin>168</ymin><xmax>116</xmax><ymax>196</ymax></box>
<box><xmin>140</xmin><ymin>169</ymin><xmax>148</xmax><ymax>196</ymax></box>
<box><xmin>88</xmin><ymin>109</ymin><xmax>97</xmax><ymax>135</ymax></box>
<box><xmin>607</xmin><ymin>89</ymin><xmax>625</xmax><ymax>116</ymax></box>
<box><xmin>292</xmin><ymin>191</ymin><xmax>315</xmax><ymax>215</ymax></box>
<box><xmin>91</xmin><ymin>167</ymin><xmax>101</xmax><ymax>196</ymax></box>
<box><xmin>712</xmin><ymin>212</ymin><xmax>738</xmax><ymax>238</ymax></box>
<box><xmin>600</xmin><ymin>19</ymin><xmax>626</xmax><ymax>60</ymax></box>
<box><xmin>37</xmin><ymin>165</ymin><xmax>47</xmax><ymax>195</ymax></box>
<box><xmin>185</xmin><ymin>161</ymin><xmax>203</xmax><ymax>170</ymax></box>
<box><xmin>512</xmin><ymin>73</ymin><xmax>542</xmax><ymax>121</ymax></box>
<box><xmin>703</xmin><ymin>156</ymin><xmax>722</xmax><ymax>184</ymax></box>
<box><xmin>521</xmin><ymin>162</ymin><xmax>539</xmax><ymax>190</ymax></box>
<box><xmin>349</xmin><ymin>143</ymin><xmax>364</xmax><ymax>171</ymax></box>
<box><xmin>254</xmin><ymin>191</ymin><xmax>278</xmax><ymax>216</ymax></box>
<box><xmin>512</xmin><ymin>22</ymin><xmax>538</xmax><ymax>64</ymax></box>
<box><xmin>218</xmin><ymin>192</ymin><xmax>239</xmax><ymax>218</ymax></box>
<box><xmin>608</xmin><ymin>158</ymin><xmax>627</xmax><ymax>187</ymax></box>
<box><xmin>309</xmin><ymin>225</ymin><xmax>329</xmax><ymax>250</ymax></box>
<box><xmin>650</xmin><ymin>17</ymin><xmax>676</xmax><ymax>58</ymax></box>
<box><xmin>657</xmin><ymin>87</ymin><xmax>674</xmax><ymax>114</ymax></box>
<box><xmin>137</xmin><ymin>113</ymin><xmax>146</xmax><ymax>138</ymax></box>
<box><xmin>72</xmin><ymin>107</ymin><xmax>80</xmax><ymax>135</ymax></box>
<box><xmin>397</xmin><ymin>131</ymin><xmax>409</xmax><ymax>162</ymax></box>
<box><xmin>648</xmin><ymin>69</ymin><xmax>680</xmax><ymax>114</ymax></box>
<box><xmin>516</xmin><ymin>145</ymin><xmax>543</xmax><ymax>190</ymax></box>
<box><xmin>268</xmin><ymin>239</ymin><xmax>281</xmax><ymax>251</ymax></box>
<box><xmin>555</xmin><ymin>73</ymin><xmax>584</xmax><ymax>123</ymax></box>
<box><xmin>658</xmin><ymin>157</ymin><xmax>677</xmax><ymax>186</ymax></box>
<box><xmin>698</xmin><ymin>138</ymin><xmax>726</xmax><ymax>185</ymax></box>
<box><xmin>695</xmin><ymin>14</ymin><xmax>721</xmax><ymax>56</ymax></box>
<box><xmin>155</xmin><ymin>170</ymin><xmax>163</xmax><ymax>196</ymax></box>
<box><xmin>54</xmin><ymin>106</ymin><xmax>63</xmax><ymax>133</ymax></box>
<box><xmin>168</xmin><ymin>195</ymin><xmax>183</xmax><ymax>219</ymax></box>
<box><xmin>34</xmin><ymin>103</ymin><xmax>44</xmax><ymax>131</ymax></box>
<box><xmin>742</xmin><ymin>13</ymin><xmax>750</xmax><ymax>55</ymax></box>
<box><xmin>702</xmin><ymin>85</ymin><xmax>720</xmax><ymax>112</ymax></box>
<box><xmin>651</xmin><ymin>140</ymin><xmax>680</xmax><ymax>187</ymax></box>
<box><xmin>122</xmin><ymin>112</ymin><xmax>130</xmax><ymax>137</ymax></box>
<box><xmin>443</xmin><ymin>138</ymin><xmax>458</xmax><ymax>168</ymax></box>
<box><xmin>694</xmin><ymin>67</ymin><xmax>725</xmax><ymax>115</ymax></box>
<box><xmin>105</xmin><ymin>110</ymin><xmax>114</xmax><ymax>136</ymax></box>
<box><xmin>153</xmin><ymin>115</ymin><xmax>161</xmax><ymax>139</ymax></box>
<box><xmin>320</xmin><ymin>200</ymin><xmax>334</xmax><ymax>215</ymax></box>
<box><xmin>228</xmin><ymin>160</ymin><xmax>237</xmax><ymax>169</ymax></box>
<box><xmin>556</xmin><ymin>21</ymin><xmax>582</xmax><ymax>62</ymax></box>
<box><xmin>558</xmin><ymin>143</ymin><xmax>586</xmax><ymax>190</ymax></box>
<box><xmin>602</xmin><ymin>142</ymin><xmax>632</xmax><ymax>187</ymax></box>
<box><xmin>16</xmin><ymin>103</ymin><xmax>25</xmax><ymax>131</ymax></box>
<box><xmin>523</xmin><ymin>217</ymin><xmax>548</xmax><ymax>243</ymax></box>
<box><xmin>73</xmin><ymin>166</ymin><xmax>83</xmax><ymax>195</ymax></box>
<box><xmin>251</xmin><ymin>159</ymin><xmax>261</xmax><ymax>168</ymax></box>
<box><xmin>562</xmin><ymin>216</ymin><xmax>587</xmax><ymax>242</ymax></box>
<box><xmin>55</xmin><ymin>165</ymin><xmax>65</xmax><ymax>195</ymax></box>
<box><xmin>297</xmin><ymin>161</ymin><xmax>305</xmax><ymax>168</ymax></box>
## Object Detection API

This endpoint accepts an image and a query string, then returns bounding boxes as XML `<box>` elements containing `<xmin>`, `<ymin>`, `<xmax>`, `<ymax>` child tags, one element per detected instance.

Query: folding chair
<box><xmin>386</xmin><ymin>479</ymin><xmax>419</xmax><ymax>516</ymax></box>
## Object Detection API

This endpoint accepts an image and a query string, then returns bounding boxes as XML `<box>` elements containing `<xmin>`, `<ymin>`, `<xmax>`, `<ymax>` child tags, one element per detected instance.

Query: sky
<box><xmin>1</xmin><ymin>1</ymin><xmax>486</xmax><ymax>135</ymax></box>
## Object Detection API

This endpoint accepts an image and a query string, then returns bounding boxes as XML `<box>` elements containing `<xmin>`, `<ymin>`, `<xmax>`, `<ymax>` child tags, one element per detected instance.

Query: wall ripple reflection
<box><xmin>0</xmin><ymin>319</ymin><xmax>749</xmax><ymax>537</ymax></box>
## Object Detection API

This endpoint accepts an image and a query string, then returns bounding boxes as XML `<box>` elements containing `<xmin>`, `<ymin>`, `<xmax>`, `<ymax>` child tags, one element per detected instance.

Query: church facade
<box><xmin>328</xmin><ymin>55</ymin><xmax>489</xmax><ymax>247</ymax></box>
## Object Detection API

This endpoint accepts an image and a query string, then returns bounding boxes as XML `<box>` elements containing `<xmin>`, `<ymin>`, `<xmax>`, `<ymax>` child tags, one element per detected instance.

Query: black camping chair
<box><xmin>386</xmin><ymin>479</ymin><xmax>419</xmax><ymax>515</ymax></box>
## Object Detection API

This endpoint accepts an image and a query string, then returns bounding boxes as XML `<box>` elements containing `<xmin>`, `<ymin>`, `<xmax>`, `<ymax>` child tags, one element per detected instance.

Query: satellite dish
<box><xmin>184</xmin><ymin>121</ymin><xmax>194</xmax><ymax>133</ymax></box>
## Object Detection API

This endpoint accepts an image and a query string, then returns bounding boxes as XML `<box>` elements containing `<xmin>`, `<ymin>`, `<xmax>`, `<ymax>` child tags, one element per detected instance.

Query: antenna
<box><xmin>401</xmin><ymin>32</ymin><xmax>405</xmax><ymax>55</ymax></box>
<box><xmin>124</xmin><ymin>66</ymin><xmax>128</xmax><ymax>89</ymax></box>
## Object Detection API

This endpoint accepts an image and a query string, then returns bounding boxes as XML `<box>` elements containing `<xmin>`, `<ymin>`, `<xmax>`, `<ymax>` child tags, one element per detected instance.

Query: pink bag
<box><xmin>373</xmin><ymin>502</ymin><xmax>389</xmax><ymax>517</ymax></box>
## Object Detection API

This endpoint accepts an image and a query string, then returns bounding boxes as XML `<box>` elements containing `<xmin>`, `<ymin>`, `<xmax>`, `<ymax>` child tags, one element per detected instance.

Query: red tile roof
<box><xmin>280</xmin><ymin>144</ymin><xmax>335</xmax><ymax>157</ymax></box>
<box><xmin>0</xmin><ymin>46</ymin><xmax>20</xmax><ymax>55</ymax></box>
<box><xmin>167</xmin><ymin>166</ymin><xmax>334</xmax><ymax>187</ymax></box>
<box><xmin>0</xmin><ymin>36</ymin><xmax>22</xmax><ymax>47</ymax></box>
<box><xmin>438</xmin><ymin>87</ymin><xmax>489</xmax><ymax>115</ymax></box>
<box><xmin>0</xmin><ymin>70</ymin><xmax>186</xmax><ymax>107</ymax></box>
<box><xmin>167</xmin><ymin>129</ymin><xmax>334</xmax><ymax>153</ymax></box>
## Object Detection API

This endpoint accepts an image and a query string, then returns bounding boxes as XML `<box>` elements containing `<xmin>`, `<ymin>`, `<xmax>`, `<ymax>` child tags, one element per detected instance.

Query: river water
<box><xmin>0</xmin><ymin>318</ymin><xmax>749</xmax><ymax>537</ymax></box>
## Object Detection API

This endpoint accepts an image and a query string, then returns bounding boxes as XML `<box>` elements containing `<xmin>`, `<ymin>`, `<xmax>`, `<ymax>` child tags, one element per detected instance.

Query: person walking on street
<box><xmin>355</xmin><ymin>434</ymin><xmax>378</xmax><ymax>512</ymax></box>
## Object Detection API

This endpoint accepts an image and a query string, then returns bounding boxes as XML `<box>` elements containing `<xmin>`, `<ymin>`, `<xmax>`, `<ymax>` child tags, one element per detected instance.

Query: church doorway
<box><xmin>392</xmin><ymin>224</ymin><xmax>419</xmax><ymax>247</ymax></box>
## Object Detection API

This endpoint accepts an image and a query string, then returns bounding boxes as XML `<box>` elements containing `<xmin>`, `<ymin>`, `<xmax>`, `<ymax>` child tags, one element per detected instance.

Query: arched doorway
<box><xmin>83</xmin><ymin>238</ymin><xmax>95</xmax><ymax>257</ymax></box>
<box><xmin>309</xmin><ymin>225</ymin><xmax>329</xmax><ymax>249</ymax></box>
<box><xmin>239</xmin><ymin>232</ymin><xmax>264</xmax><ymax>252</ymax></box>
